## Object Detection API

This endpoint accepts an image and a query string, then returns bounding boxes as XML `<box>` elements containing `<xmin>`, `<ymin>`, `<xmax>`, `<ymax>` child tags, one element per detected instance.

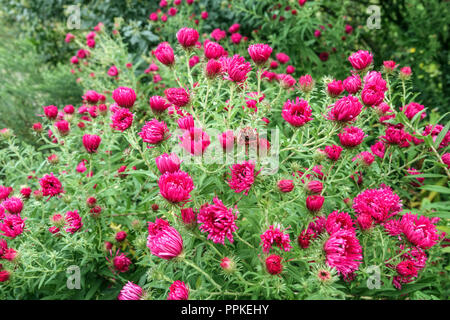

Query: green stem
<box><xmin>184</xmin><ymin>259</ymin><xmax>222</xmax><ymax>290</ymax></box>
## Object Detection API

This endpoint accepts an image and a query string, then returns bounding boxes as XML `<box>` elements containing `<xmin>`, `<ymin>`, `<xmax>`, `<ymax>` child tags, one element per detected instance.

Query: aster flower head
<box><xmin>227</xmin><ymin>161</ymin><xmax>259</xmax><ymax>195</ymax></box>
<box><xmin>179</xmin><ymin>127</ymin><xmax>211</xmax><ymax>156</ymax></box>
<box><xmin>339</xmin><ymin>126</ymin><xmax>366</xmax><ymax>147</ymax></box>
<box><xmin>65</xmin><ymin>210</ymin><xmax>83</xmax><ymax>234</ymax></box>
<box><xmin>39</xmin><ymin>173</ymin><xmax>63</xmax><ymax>198</ymax></box>
<box><xmin>265</xmin><ymin>254</ymin><xmax>283</xmax><ymax>275</ymax></box>
<box><xmin>0</xmin><ymin>214</ymin><xmax>26</xmax><ymax>238</ymax></box>
<box><xmin>348</xmin><ymin>50</ymin><xmax>373</xmax><ymax>71</ymax></box>
<box><xmin>325</xmin><ymin>211</ymin><xmax>355</xmax><ymax>235</ymax></box>
<box><xmin>147</xmin><ymin>218</ymin><xmax>183</xmax><ymax>259</ymax></box>
<box><xmin>398</xmin><ymin>213</ymin><xmax>440</xmax><ymax>249</ymax></box>
<box><xmin>260</xmin><ymin>224</ymin><xmax>293</xmax><ymax>253</ymax></box>
<box><xmin>158</xmin><ymin>170</ymin><xmax>194</xmax><ymax>204</ymax></box>
<box><xmin>118</xmin><ymin>281</ymin><xmax>146</xmax><ymax>300</ymax></box>
<box><xmin>168</xmin><ymin>280</ymin><xmax>189</xmax><ymax>300</ymax></box>
<box><xmin>82</xmin><ymin>134</ymin><xmax>101</xmax><ymax>153</ymax></box>
<box><xmin>324</xmin><ymin>229</ymin><xmax>362</xmax><ymax>277</ymax></box>
<box><xmin>154</xmin><ymin>42</ymin><xmax>175</xmax><ymax>66</ymax></box>
<box><xmin>2</xmin><ymin>197</ymin><xmax>23</xmax><ymax>215</ymax></box>
<box><xmin>139</xmin><ymin>119</ymin><xmax>170</xmax><ymax>146</ymax></box>
<box><xmin>155</xmin><ymin>153</ymin><xmax>181</xmax><ymax>174</ymax></box>
<box><xmin>353</xmin><ymin>185</ymin><xmax>402</xmax><ymax>224</ymax></box>
<box><xmin>324</xmin><ymin>144</ymin><xmax>343</xmax><ymax>161</ymax></box>
<box><xmin>248</xmin><ymin>43</ymin><xmax>273</xmax><ymax>66</ymax></box>
<box><xmin>111</xmin><ymin>107</ymin><xmax>134</xmax><ymax>132</ymax></box>
<box><xmin>165</xmin><ymin>87</ymin><xmax>190</xmax><ymax>107</ymax></box>
<box><xmin>112</xmin><ymin>87</ymin><xmax>136</xmax><ymax>108</ymax></box>
<box><xmin>281</xmin><ymin>97</ymin><xmax>313</xmax><ymax>127</ymax></box>
<box><xmin>220</xmin><ymin>54</ymin><xmax>252</xmax><ymax>84</ymax></box>
<box><xmin>327</xmin><ymin>95</ymin><xmax>362</xmax><ymax>123</ymax></box>
<box><xmin>176</xmin><ymin>27</ymin><xmax>199</xmax><ymax>49</ymax></box>
<box><xmin>198</xmin><ymin>197</ymin><xmax>239</xmax><ymax>245</ymax></box>
<box><xmin>149</xmin><ymin>95</ymin><xmax>170</xmax><ymax>113</ymax></box>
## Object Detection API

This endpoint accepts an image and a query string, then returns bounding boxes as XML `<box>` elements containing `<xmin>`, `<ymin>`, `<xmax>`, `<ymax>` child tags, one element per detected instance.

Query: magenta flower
<box><xmin>260</xmin><ymin>224</ymin><xmax>292</xmax><ymax>253</ymax></box>
<box><xmin>281</xmin><ymin>97</ymin><xmax>313</xmax><ymax>127</ymax></box>
<box><xmin>248</xmin><ymin>43</ymin><xmax>273</xmax><ymax>65</ymax></box>
<box><xmin>179</xmin><ymin>127</ymin><xmax>211</xmax><ymax>156</ymax></box>
<box><xmin>0</xmin><ymin>214</ymin><xmax>25</xmax><ymax>238</ymax></box>
<box><xmin>2</xmin><ymin>197</ymin><xmax>23</xmax><ymax>215</ymax></box>
<box><xmin>158</xmin><ymin>170</ymin><xmax>194</xmax><ymax>204</ymax></box>
<box><xmin>176</xmin><ymin>27</ymin><xmax>199</xmax><ymax>48</ymax></box>
<box><xmin>118</xmin><ymin>281</ymin><xmax>145</xmax><ymax>300</ymax></box>
<box><xmin>227</xmin><ymin>161</ymin><xmax>259</xmax><ymax>195</ymax></box>
<box><xmin>39</xmin><ymin>173</ymin><xmax>63</xmax><ymax>198</ymax></box>
<box><xmin>139</xmin><ymin>119</ymin><xmax>170</xmax><ymax>146</ymax></box>
<box><xmin>338</xmin><ymin>126</ymin><xmax>365</xmax><ymax>147</ymax></box>
<box><xmin>167</xmin><ymin>280</ymin><xmax>189</xmax><ymax>300</ymax></box>
<box><xmin>154</xmin><ymin>42</ymin><xmax>175</xmax><ymax>66</ymax></box>
<box><xmin>147</xmin><ymin>218</ymin><xmax>183</xmax><ymax>259</ymax></box>
<box><xmin>348</xmin><ymin>50</ymin><xmax>373</xmax><ymax>70</ymax></box>
<box><xmin>204</xmin><ymin>41</ymin><xmax>226</xmax><ymax>60</ymax></box>
<box><xmin>154</xmin><ymin>153</ymin><xmax>180</xmax><ymax>175</ymax></box>
<box><xmin>112</xmin><ymin>87</ymin><xmax>136</xmax><ymax>108</ymax></box>
<box><xmin>82</xmin><ymin>134</ymin><xmax>101</xmax><ymax>153</ymax></box>
<box><xmin>220</xmin><ymin>54</ymin><xmax>252</xmax><ymax>84</ymax></box>
<box><xmin>324</xmin><ymin>229</ymin><xmax>362</xmax><ymax>277</ymax></box>
<box><xmin>165</xmin><ymin>87</ymin><xmax>190</xmax><ymax>107</ymax></box>
<box><xmin>149</xmin><ymin>95</ymin><xmax>170</xmax><ymax>113</ymax></box>
<box><xmin>198</xmin><ymin>197</ymin><xmax>239</xmax><ymax>245</ymax></box>
<box><xmin>65</xmin><ymin>210</ymin><xmax>83</xmax><ymax>234</ymax></box>
<box><xmin>327</xmin><ymin>95</ymin><xmax>362</xmax><ymax>122</ymax></box>
<box><xmin>110</xmin><ymin>108</ymin><xmax>134</xmax><ymax>132</ymax></box>
<box><xmin>325</xmin><ymin>211</ymin><xmax>355</xmax><ymax>235</ymax></box>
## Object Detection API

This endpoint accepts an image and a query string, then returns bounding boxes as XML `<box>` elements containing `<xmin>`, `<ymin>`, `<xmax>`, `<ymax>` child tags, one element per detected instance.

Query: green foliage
<box><xmin>0</xmin><ymin>26</ymin><xmax>82</xmax><ymax>145</ymax></box>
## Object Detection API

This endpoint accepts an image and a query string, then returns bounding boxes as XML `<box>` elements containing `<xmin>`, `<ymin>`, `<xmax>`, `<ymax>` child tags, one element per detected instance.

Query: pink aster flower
<box><xmin>260</xmin><ymin>224</ymin><xmax>292</xmax><ymax>253</ymax></box>
<box><xmin>422</xmin><ymin>124</ymin><xmax>450</xmax><ymax>149</ymax></box>
<box><xmin>112</xmin><ymin>87</ymin><xmax>136</xmax><ymax>108</ymax></box>
<box><xmin>110</xmin><ymin>108</ymin><xmax>134</xmax><ymax>132</ymax></box>
<box><xmin>108</xmin><ymin>65</ymin><xmax>119</xmax><ymax>77</ymax></box>
<box><xmin>324</xmin><ymin>229</ymin><xmax>362</xmax><ymax>277</ymax></box>
<box><xmin>54</xmin><ymin>120</ymin><xmax>70</xmax><ymax>136</ymax></box>
<box><xmin>155</xmin><ymin>153</ymin><xmax>181</xmax><ymax>174</ymax></box>
<box><xmin>2</xmin><ymin>197</ymin><xmax>23</xmax><ymax>215</ymax></box>
<box><xmin>139</xmin><ymin>119</ymin><xmax>170</xmax><ymax>146</ymax></box>
<box><xmin>281</xmin><ymin>97</ymin><xmax>313</xmax><ymax>127</ymax></box>
<box><xmin>361</xmin><ymin>71</ymin><xmax>387</xmax><ymax>106</ymax></box>
<box><xmin>220</xmin><ymin>54</ymin><xmax>252</xmax><ymax>84</ymax></box>
<box><xmin>176</xmin><ymin>27</ymin><xmax>199</xmax><ymax>49</ymax></box>
<box><xmin>167</xmin><ymin>280</ymin><xmax>189</xmax><ymax>300</ymax></box>
<box><xmin>39</xmin><ymin>173</ymin><xmax>63</xmax><ymax>198</ymax></box>
<box><xmin>306</xmin><ymin>195</ymin><xmax>324</xmax><ymax>212</ymax></box>
<box><xmin>353</xmin><ymin>185</ymin><xmax>402</xmax><ymax>225</ymax></box>
<box><xmin>298</xmin><ymin>74</ymin><xmax>314</xmax><ymax>93</ymax></box>
<box><xmin>278</xmin><ymin>179</ymin><xmax>294</xmax><ymax>193</ymax></box>
<box><xmin>325</xmin><ymin>211</ymin><xmax>355</xmax><ymax>235</ymax></box>
<box><xmin>204</xmin><ymin>41</ymin><xmax>226</xmax><ymax>60</ymax></box>
<box><xmin>327</xmin><ymin>80</ymin><xmax>344</xmax><ymax>97</ymax></box>
<box><xmin>401</xmin><ymin>102</ymin><xmax>426</xmax><ymax>121</ymax></box>
<box><xmin>348</xmin><ymin>50</ymin><xmax>373</xmax><ymax>70</ymax></box>
<box><xmin>154</xmin><ymin>42</ymin><xmax>175</xmax><ymax>66</ymax></box>
<box><xmin>118</xmin><ymin>281</ymin><xmax>145</xmax><ymax>300</ymax></box>
<box><xmin>227</xmin><ymin>161</ymin><xmax>259</xmax><ymax>195</ymax></box>
<box><xmin>352</xmin><ymin>151</ymin><xmax>375</xmax><ymax>166</ymax></box>
<box><xmin>248</xmin><ymin>43</ymin><xmax>273</xmax><ymax>65</ymax></box>
<box><xmin>158</xmin><ymin>170</ymin><xmax>194</xmax><ymax>204</ymax></box>
<box><xmin>343</xmin><ymin>73</ymin><xmax>362</xmax><ymax>94</ymax></box>
<box><xmin>338</xmin><ymin>126</ymin><xmax>366</xmax><ymax>147</ymax></box>
<box><xmin>399</xmin><ymin>213</ymin><xmax>440</xmax><ymax>249</ymax></box>
<box><xmin>82</xmin><ymin>134</ymin><xmax>101</xmax><ymax>153</ymax></box>
<box><xmin>147</xmin><ymin>218</ymin><xmax>183</xmax><ymax>259</ymax></box>
<box><xmin>327</xmin><ymin>95</ymin><xmax>362</xmax><ymax>122</ymax></box>
<box><xmin>198</xmin><ymin>197</ymin><xmax>239</xmax><ymax>245</ymax></box>
<box><xmin>381</xmin><ymin>126</ymin><xmax>411</xmax><ymax>148</ymax></box>
<box><xmin>149</xmin><ymin>95</ymin><xmax>170</xmax><ymax>113</ymax></box>
<box><xmin>43</xmin><ymin>105</ymin><xmax>58</xmax><ymax>120</ymax></box>
<box><xmin>179</xmin><ymin>127</ymin><xmax>210</xmax><ymax>156</ymax></box>
<box><xmin>324</xmin><ymin>144</ymin><xmax>343</xmax><ymax>161</ymax></box>
<box><xmin>0</xmin><ymin>214</ymin><xmax>26</xmax><ymax>238</ymax></box>
<box><xmin>275</xmin><ymin>52</ymin><xmax>290</xmax><ymax>64</ymax></box>
<box><xmin>211</xmin><ymin>28</ymin><xmax>227</xmax><ymax>42</ymax></box>
<box><xmin>165</xmin><ymin>87</ymin><xmax>190</xmax><ymax>107</ymax></box>
<box><xmin>65</xmin><ymin>210</ymin><xmax>83</xmax><ymax>234</ymax></box>
<box><xmin>371</xmin><ymin>140</ymin><xmax>385</xmax><ymax>158</ymax></box>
